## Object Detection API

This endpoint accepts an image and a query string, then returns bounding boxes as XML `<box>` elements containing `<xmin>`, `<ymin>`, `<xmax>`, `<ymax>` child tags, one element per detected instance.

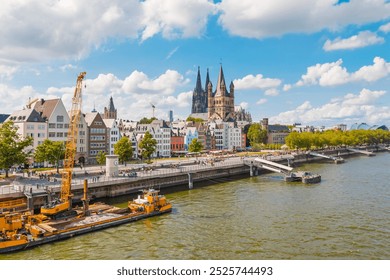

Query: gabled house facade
<box><xmin>7</xmin><ymin>108</ymin><xmax>47</xmax><ymax>150</ymax></box>
<box><xmin>33</xmin><ymin>98</ymin><xmax>70</xmax><ymax>144</ymax></box>
<box><xmin>84</xmin><ymin>112</ymin><xmax>108</xmax><ymax>164</ymax></box>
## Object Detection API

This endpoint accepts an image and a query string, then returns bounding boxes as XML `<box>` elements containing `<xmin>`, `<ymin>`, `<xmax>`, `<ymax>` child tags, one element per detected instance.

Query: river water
<box><xmin>2</xmin><ymin>153</ymin><xmax>389</xmax><ymax>260</ymax></box>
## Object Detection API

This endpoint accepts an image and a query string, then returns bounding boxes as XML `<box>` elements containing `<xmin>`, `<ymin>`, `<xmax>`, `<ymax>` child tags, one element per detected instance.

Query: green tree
<box><xmin>139</xmin><ymin>117</ymin><xmax>157</xmax><ymax>124</ymax></box>
<box><xmin>96</xmin><ymin>151</ymin><xmax>106</xmax><ymax>165</ymax></box>
<box><xmin>188</xmin><ymin>138</ymin><xmax>203</xmax><ymax>153</ymax></box>
<box><xmin>247</xmin><ymin>123</ymin><xmax>267</xmax><ymax>146</ymax></box>
<box><xmin>34</xmin><ymin>139</ymin><xmax>65</xmax><ymax>173</ymax></box>
<box><xmin>186</xmin><ymin>116</ymin><xmax>204</xmax><ymax>123</ymax></box>
<box><xmin>114</xmin><ymin>136</ymin><xmax>133</xmax><ymax>165</ymax></box>
<box><xmin>139</xmin><ymin>131</ymin><xmax>157</xmax><ymax>162</ymax></box>
<box><xmin>0</xmin><ymin>121</ymin><xmax>33</xmax><ymax>177</ymax></box>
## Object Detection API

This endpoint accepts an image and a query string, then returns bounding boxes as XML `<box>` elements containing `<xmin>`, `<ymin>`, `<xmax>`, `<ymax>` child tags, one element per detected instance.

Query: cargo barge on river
<box><xmin>0</xmin><ymin>189</ymin><xmax>171</xmax><ymax>253</ymax></box>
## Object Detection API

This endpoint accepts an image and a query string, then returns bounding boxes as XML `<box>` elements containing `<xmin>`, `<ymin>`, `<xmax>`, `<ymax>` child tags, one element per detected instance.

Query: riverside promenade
<box><xmin>0</xmin><ymin>146</ymin><xmax>385</xmax><ymax>210</ymax></box>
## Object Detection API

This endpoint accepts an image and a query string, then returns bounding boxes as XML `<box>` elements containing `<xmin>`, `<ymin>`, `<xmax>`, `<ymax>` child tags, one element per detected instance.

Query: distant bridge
<box><xmin>347</xmin><ymin>148</ymin><xmax>375</xmax><ymax>156</ymax></box>
<box><xmin>308</xmin><ymin>151</ymin><xmax>344</xmax><ymax>163</ymax></box>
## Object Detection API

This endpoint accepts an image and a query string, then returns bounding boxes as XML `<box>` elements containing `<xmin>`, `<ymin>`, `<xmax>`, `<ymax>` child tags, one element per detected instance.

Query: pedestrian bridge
<box><xmin>308</xmin><ymin>151</ymin><xmax>344</xmax><ymax>163</ymax></box>
<box><xmin>244</xmin><ymin>157</ymin><xmax>293</xmax><ymax>175</ymax></box>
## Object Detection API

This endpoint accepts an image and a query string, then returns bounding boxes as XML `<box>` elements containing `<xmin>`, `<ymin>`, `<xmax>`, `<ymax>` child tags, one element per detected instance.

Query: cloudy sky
<box><xmin>1</xmin><ymin>0</ymin><xmax>390</xmax><ymax>127</ymax></box>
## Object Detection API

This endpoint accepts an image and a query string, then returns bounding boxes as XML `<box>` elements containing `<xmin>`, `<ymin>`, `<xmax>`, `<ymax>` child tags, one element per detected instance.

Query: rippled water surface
<box><xmin>2</xmin><ymin>153</ymin><xmax>389</xmax><ymax>260</ymax></box>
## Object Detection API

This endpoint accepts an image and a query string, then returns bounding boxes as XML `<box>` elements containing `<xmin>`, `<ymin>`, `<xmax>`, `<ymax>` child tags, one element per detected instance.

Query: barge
<box><xmin>0</xmin><ymin>189</ymin><xmax>171</xmax><ymax>253</ymax></box>
<box><xmin>284</xmin><ymin>171</ymin><xmax>321</xmax><ymax>184</ymax></box>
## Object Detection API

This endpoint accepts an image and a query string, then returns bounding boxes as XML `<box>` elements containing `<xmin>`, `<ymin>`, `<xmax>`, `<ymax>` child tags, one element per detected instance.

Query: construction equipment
<box><xmin>150</xmin><ymin>103</ymin><xmax>155</xmax><ymax>118</ymax></box>
<box><xmin>26</xmin><ymin>97</ymin><xmax>38</xmax><ymax>109</ymax></box>
<box><xmin>40</xmin><ymin>72</ymin><xmax>86</xmax><ymax>219</ymax></box>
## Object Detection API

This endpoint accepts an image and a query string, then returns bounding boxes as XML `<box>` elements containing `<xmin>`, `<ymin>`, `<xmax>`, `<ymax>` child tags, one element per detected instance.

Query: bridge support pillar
<box><xmin>188</xmin><ymin>173</ymin><xmax>193</xmax><ymax>189</ymax></box>
<box><xmin>249</xmin><ymin>162</ymin><xmax>258</xmax><ymax>177</ymax></box>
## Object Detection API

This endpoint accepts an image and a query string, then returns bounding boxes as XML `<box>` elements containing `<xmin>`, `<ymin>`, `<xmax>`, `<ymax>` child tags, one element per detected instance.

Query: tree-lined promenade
<box><xmin>285</xmin><ymin>129</ymin><xmax>390</xmax><ymax>150</ymax></box>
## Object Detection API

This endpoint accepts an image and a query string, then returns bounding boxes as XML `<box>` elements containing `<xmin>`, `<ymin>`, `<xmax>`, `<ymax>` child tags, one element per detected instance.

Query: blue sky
<box><xmin>1</xmin><ymin>0</ymin><xmax>390</xmax><ymax>127</ymax></box>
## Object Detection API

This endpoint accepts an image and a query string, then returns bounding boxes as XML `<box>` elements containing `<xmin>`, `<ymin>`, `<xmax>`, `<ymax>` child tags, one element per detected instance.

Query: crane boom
<box><xmin>41</xmin><ymin>72</ymin><xmax>86</xmax><ymax>218</ymax></box>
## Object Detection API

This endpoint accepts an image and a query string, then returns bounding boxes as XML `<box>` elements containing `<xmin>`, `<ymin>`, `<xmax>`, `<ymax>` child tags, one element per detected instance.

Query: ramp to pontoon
<box><xmin>308</xmin><ymin>151</ymin><xmax>344</xmax><ymax>162</ymax></box>
<box><xmin>245</xmin><ymin>157</ymin><xmax>293</xmax><ymax>174</ymax></box>
<box><xmin>347</xmin><ymin>148</ymin><xmax>375</xmax><ymax>156</ymax></box>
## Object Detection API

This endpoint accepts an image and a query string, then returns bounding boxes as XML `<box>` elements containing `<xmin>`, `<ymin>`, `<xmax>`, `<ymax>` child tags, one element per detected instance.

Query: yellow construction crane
<box><xmin>41</xmin><ymin>72</ymin><xmax>86</xmax><ymax>219</ymax></box>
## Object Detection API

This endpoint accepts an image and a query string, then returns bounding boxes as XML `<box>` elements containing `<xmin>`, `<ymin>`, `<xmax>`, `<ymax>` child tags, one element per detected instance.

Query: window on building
<box><xmin>57</xmin><ymin>115</ymin><xmax>64</xmax><ymax>122</ymax></box>
<box><xmin>49</xmin><ymin>123</ymin><xmax>55</xmax><ymax>128</ymax></box>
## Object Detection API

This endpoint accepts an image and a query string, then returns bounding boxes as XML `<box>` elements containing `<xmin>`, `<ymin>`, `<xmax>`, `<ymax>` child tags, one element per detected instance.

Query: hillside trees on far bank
<box><xmin>285</xmin><ymin>129</ymin><xmax>390</xmax><ymax>150</ymax></box>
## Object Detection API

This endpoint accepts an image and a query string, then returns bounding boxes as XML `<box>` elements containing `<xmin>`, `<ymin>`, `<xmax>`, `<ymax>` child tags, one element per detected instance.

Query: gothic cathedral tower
<box><xmin>191</xmin><ymin>67</ymin><xmax>209</xmax><ymax>114</ymax></box>
<box><xmin>207</xmin><ymin>65</ymin><xmax>235</xmax><ymax>121</ymax></box>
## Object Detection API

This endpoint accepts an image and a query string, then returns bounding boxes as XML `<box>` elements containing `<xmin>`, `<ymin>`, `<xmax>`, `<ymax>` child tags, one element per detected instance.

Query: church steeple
<box><xmin>205</xmin><ymin>68</ymin><xmax>210</xmax><ymax>92</ymax></box>
<box><xmin>215</xmin><ymin>64</ymin><xmax>227</xmax><ymax>96</ymax></box>
<box><xmin>191</xmin><ymin>66</ymin><xmax>208</xmax><ymax>114</ymax></box>
<box><xmin>103</xmin><ymin>96</ymin><xmax>117</xmax><ymax>119</ymax></box>
<box><xmin>195</xmin><ymin>66</ymin><xmax>202</xmax><ymax>93</ymax></box>
<box><xmin>108</xmin><ymin>96</ymin><xmax>115</xmax><ymax>113</ymax></box>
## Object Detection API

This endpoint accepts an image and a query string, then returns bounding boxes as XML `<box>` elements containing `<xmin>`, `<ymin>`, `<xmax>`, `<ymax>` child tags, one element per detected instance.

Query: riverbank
<box><xmin>1</xmin><ymin>146</ymin><xmax>387</xmax><ymax>211</ymax></box>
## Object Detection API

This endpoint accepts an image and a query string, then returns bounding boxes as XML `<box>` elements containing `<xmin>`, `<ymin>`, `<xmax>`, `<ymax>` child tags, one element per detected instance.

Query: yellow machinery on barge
<box><xmin>0</xmin><ymin>188</ymin><xmax>171</xmax><ymax>253</ymax></box>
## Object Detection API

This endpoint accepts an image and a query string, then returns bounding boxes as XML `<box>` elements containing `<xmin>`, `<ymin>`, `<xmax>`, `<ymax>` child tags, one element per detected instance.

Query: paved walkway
<box><xmin>1</xmin><ymin>156</ymin><xmax>247</xmax><ymax>196</ymax></box>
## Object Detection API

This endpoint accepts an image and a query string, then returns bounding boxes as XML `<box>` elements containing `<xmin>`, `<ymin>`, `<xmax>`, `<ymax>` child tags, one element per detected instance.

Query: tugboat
<box><xmin>0</xmin><ymin>189</ymin><xmax>171</xmax><ymax>253</ymax></box>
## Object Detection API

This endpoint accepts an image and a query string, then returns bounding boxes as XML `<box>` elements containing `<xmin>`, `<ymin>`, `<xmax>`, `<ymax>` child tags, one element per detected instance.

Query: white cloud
<box><xmin>256</xmin><ymin>98</ymin><xmax>267</xmax><ymax>105</ymax></box>
<box><xmin>264</xmin><ymin>88</ymin><xmax>279</xmax><ymax>96</ymax></box>
<box><xmin>234</xmin><ymin>74</ymin><xmax>281</xmax><ymax>90</ymax></box>
<box><xmin>323</xmin><ymin>31</ymin><xmax>384</xmax><ymax>51</ymax></box>
<box><xmin>379</xmin><ymin>22</ymin><xmax>390</xmax><ymax>33</ymax></box>
<box><xmin>351</xmin><ymin>57</ymin><xmax>390</xmax><ymax>82</ymax></box>
<box><xmin>270</xmin><ymin>88</ymin><xmax>388</xmax><ymax>125</ymax></box>
<box><xmin>296</xmin><ymin>57</ymin><xmax>390</xmax><ymax>87</ymax></box>
<box><xmin>283</xmin><ymin>84</ymin><xmax>292</xmax><ymax>91</ymax></box>
<box><xmin>217</xmin><ymin>0</ymin><xmax>390</xmax><ymax>39</ymax></box>
<box><xmin>140</xmin><ymin>0</ymin><xmax>216</xmax><ymax>41</ymax></box>
<box><xmin>1</xmin><ymin>68</ymin><xmax>192</xmax><ymax>120</ymax></box>
<box><xmin>296</xmin><ymin>59</ymin><xmax>348</xmax><ymax>86</ymax></box>
<box><xmin>0</xmin><ymin>0</ymin><xmax>143</xmax><ymax>63</ymax></box>
<box><xmin>0</xmin><ymin>64</ymin><xmax>18</xmax><ymax>80</ymax></box>
<box><xmin>0</xmin><ymin>83</ymin><xmax>58</xmax><ymax>113</ymax></box>
<box><xmin>60</xmin><ymin>64</ymin><xmax>77</xmax><ymax>72</ymax></box>
<box><xmin>122</xmin><ymin>70</ymin><xmax>189</xmax><ymax>95</ymax></box>
<box><xmin>0</xmin><ymin>0</ymin><xmax>215</xmax><ymax>64</ymax></box>
<box><xmin>238</xmin><ymin>102</ymin><xmax>249</xmax><ymax>109</ymax></box>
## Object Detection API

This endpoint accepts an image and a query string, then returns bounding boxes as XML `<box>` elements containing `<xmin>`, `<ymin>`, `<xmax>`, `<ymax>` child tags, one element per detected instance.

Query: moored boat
<box><xmin>0</xmin><ymin>189</ymin><xmax>171</xmax><ymax>253</ymax></box>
